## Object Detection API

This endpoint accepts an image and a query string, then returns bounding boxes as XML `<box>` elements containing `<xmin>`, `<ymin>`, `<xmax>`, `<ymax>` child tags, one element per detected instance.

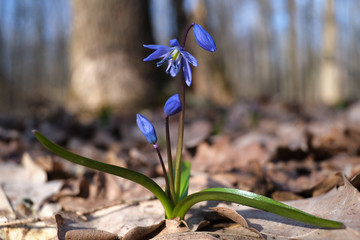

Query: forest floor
<box><xmin>1</xmin><ymin>99</ymin><xmax>360</xmax><ymax>239</ymax></box>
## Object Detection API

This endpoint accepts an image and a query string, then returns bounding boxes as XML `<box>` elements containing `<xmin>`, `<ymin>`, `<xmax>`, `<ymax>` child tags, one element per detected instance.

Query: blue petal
<box><xmin>193</xmin><ymin>24</ymin><xmax>217</xmax><ymax>52</ymax></box>
<box><xmin>164</xmin><ymin>94</ymin><xmax>182</xmax><ymax>117</ymax></box>
<box><xmin>181</xmin><ymin>50</ymin><xmax>198</xmax><ymax>67</ymax></box>
<box><xmin>157</xmin><ymin>54</ymin><xmax>172</xmax><ymax>67</ymax></box>
<box><xmin>144</xmin><ymin>48</ymin><xmax>171</xmax><ymax>61</ymax></box>
<box><xmin>169</xmin><ymin>39</ymin><xmax>181</xmax><ymax>47</ymax></box>
<box><xmin>143</xmin><ymin>44</ymin><xmax>170</xmax><ymax>50</ymax></box>
<box><xmin>182</xmin><ymin>58</ymin><xmax>192</xmax><ymax>87</ymax></box>
<box><xmin>169</xmin><ymin>61</ymin><xmax>180</xmax><ymax>77</ymax></box>
<box><xmin>136</xmin><ymin>114</ymin><xmax>157</xmax><ymax>144</ymax></box>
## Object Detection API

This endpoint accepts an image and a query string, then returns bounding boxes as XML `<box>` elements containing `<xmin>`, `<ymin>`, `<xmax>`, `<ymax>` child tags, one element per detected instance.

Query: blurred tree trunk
<box><xmin>256</xmin><ymin>0</ymin><xmax>272</xmax><ymax>97</ymax></box>
<box><xmin>0</xmin><ymin>4</ymin><xmax>6</xmax><ymax>112</ymax></box>
<box><xmin>318</xmin><ymin>0</ymin><xmax>341</xmax><ymax>104</ymax></box>
<box><xmin>304</xmin><ymin>0</ymin><xmax>317</xmax><ymax>103</ymax></box>
<box><xmin>174</xmin><ymin>0</ymin><xmax>187</xmax><ymax>37</ymax></box>
<box><xmin>192</xmin><ymin>0</ymin><xmax>232</xmax><ymax>105</ymax></box>
<box><xmin>287</xmin><ymin>0</ymin><xmax>301</xmax><ymax>102</ymax></box>
<box><xmin>69</xmin><ymin>0</ymin><xmax>156</xmax><ymax>113</ymax></box>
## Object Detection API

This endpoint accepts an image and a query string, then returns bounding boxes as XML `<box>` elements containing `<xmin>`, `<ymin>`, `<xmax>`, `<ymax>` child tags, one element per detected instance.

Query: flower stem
<box><xmin>182</xmin><ymin>23</ymin><xmax>195</xmax><ymax>49</ymax></box>
<box><xmin>165</xmin><ymin>117</ymin><xmax>175</xmax><ymax>203</ymax></box>
<box><xmin>174</xmin><ymin>23</ymin><xmax>195</xmax><ymax>203</ymax></box>
<box><xmin>154</xmin><ymin>145</ymin><xmax>171</xmax><ymax>201</ymax></box>
<box><xmin>174</xmin><ymin>77</ymin><xmax>185</xmax><ymax>203</ymax></box>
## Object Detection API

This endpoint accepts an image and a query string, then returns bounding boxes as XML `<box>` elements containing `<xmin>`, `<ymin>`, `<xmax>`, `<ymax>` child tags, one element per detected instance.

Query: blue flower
<box><xmin>136</xmin><ymin>114</ymin><xmax>157</xmax><ymax>144</ymax></box>
<box><xmin>193</xmin><ymin>24</ymin><xmax>217</xmax><ymax>52</ymax></box>
<box><xmin>143</xmin><ymin>39</ymin><xmax>198</xmax><ymax>87</ymax></box>
<box><xmin>164</xmin><ymin>94</ymin><xmax>182</xmax><ymax>117</ymax></box>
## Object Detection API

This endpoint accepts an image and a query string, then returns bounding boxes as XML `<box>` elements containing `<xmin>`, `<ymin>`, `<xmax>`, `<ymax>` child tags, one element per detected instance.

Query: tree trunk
<box><xmin>287</xmin><ymin>0</ymin><xmax>301</xmax><ymax>102</ymax></box>
<box><xmin>318</xmin><ymin>0</ymin><xmax>341</xmax><ymax>104</ymax></box>
<box><xmin>192</xmin><ymin>0</ymin><xmax>232</xmax><ymax>105</ymax></box>
<box><xmin>69</xmin><ymin>0</ymin><xmax>156</xmax><ymax>113</ymax></box>
<box><xmin>256</xmin><ymin>0</ymin><xmax>272</xmax><ymax>98</ymax></box>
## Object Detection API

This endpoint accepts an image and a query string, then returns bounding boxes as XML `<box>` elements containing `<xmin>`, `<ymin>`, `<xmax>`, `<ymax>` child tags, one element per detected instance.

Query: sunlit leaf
<box><xmin>179</xmin><ymin>161</ymin><xmax>191</xmax><ymax>201</ymax></box>
<box><xmin>32</xmin><ymin>130</ymin><xmax>174</xmax><ymax>217</ymax></box>
<box><xmin>172</xmin><ymin>187</ymin><xmax>344</xmax><ymax>229</ymax></box>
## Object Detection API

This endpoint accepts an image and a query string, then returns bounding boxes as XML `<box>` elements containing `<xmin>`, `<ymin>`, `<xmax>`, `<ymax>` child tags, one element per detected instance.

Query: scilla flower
<box><xmin>143</xmin><ymin>39</ymin><xmax>198</xmax><ymax>87</ymax></box>
<box><xmin>164</xmin><ymin>94</ymin><xmax>182</xmax><ymax>117</ymax></box>
<box><xmin>193</xmin><ymin>24</ymin><xmax>217</xmax><ymax>52</ymax></box>
<box><xmin>136</xmin><ymin>114</ymin><xmax>157</xmax><ymax>144</ymax></box>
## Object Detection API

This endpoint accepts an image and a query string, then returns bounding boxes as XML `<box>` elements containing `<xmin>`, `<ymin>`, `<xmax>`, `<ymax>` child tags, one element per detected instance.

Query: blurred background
<box><xmin>0</xmin><ymin>0</ymin><xmax>360</xmax><ymax>116</ymax></box>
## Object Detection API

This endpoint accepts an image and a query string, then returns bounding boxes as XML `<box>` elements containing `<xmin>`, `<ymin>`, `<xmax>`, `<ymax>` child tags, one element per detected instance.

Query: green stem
<box><xmin>174</xmin><ymin>78</ymin><xmax>185</xmax><ymax>203</ymax></box>
<box><xmin>33</xmin><ymin>130</ymin><xmax>174</xmax><ymax>217</ymax></box>
<box><xmin>174</xmin><ymin>23</ymin><xmax>195</xmax><ymax>203</ymax></box>
<box><xmin>154</xmin><ymin>145</ymin><xmax>172</xmax><ymax>202</ymax></box>
<box><xmin>165</xmin><ymin>117</ymin><xmax>175</xmax><ymax>204</ymax></box>
<box><xmin>171</xmin><ymin>188</ymin><xmax>344</xmax><ymax>229</ymax></box>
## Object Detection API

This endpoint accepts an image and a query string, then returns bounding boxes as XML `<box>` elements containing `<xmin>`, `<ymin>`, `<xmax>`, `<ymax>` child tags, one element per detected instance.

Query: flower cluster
<box><xmin>137</xmin><ymin>23</ymin><xmax>217</xmax><ymax>204</ymax></box>
<box><xmin>138</xmin><ymin>23</ymin><xmax>216</xmax><ymax>145</ymax></box>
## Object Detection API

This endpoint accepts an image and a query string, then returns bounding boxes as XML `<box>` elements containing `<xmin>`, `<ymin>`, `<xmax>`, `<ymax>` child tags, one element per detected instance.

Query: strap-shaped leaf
<box><xmin>33</xmin><ymin>130</ymin><xmax>173</xmax><ymax>217</ymax></box>
<box><xmin>171</xmin><ymin>187</ymin><xmax>344</xmax><ymax>229</ymax></box>
<box><xmin>179</xmin><ymin>161</ymin><xmax>191</xmax><ymax>202</ymax></box>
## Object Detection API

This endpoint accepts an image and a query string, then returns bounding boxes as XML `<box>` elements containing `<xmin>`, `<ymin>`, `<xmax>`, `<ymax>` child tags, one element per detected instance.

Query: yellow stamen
<box><xmin>172</xmin><ymin>49</ymin><xmax>180</xmax><ymax>60</ymax></box>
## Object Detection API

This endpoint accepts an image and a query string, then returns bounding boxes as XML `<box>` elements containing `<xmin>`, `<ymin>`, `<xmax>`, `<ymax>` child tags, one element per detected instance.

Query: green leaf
<box><xmin>179</xmin><ymin>161</ymin><xmax>191</xmax><ymax>201</ymax></box>
<box><xmin>171</xmin><ymin>187</ymin><xmax>344</xmax><ymax>229</ymax></box>
<box><xmin>32</xmin><ymin>130</ymin><xmax>174</xmax><ymax>217</ymax></box>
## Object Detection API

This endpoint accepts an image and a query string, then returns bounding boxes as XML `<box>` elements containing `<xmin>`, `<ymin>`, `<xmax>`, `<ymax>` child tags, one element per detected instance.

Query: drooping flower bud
<box><xmin>164</xmin><ymin>94</ymin><xmax>182</xmax><ymax>117</ymax></box>
<box><xmin>193</xmin><ymin>24</ymin><xmax>217</xmax><ymax>52</ymax></box>
<box><xmin>136</xmin><ymin>114</ymin><xmax>157</xmax><ymax>144</ymax></box>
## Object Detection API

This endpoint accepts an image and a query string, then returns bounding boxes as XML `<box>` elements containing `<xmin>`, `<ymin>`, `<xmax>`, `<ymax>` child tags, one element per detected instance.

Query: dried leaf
<box><xmin>152</xmin><ymin>230</ymin><xmax>264</xmax><ymax>240</ymax></box>
<box><xmin>223</xmin><ymin>173</ymin><xmax>360</xmax><ymax>239</ymax></box>
<box><xmin>123</xmin><ymin>218</ymin><xmax>191</xmax><ymax>240</ymax></box>
<box><xmin>309</xmin><ymin>123</ymin><xmax>360</xmax><ymax>158</ymax></box>
<box><xmin>350</xmin><ymin>173</ymin><xmax>360</xmax><ymax>190</ymax></box>
<box><xmin>210</xmin><ymin>207</ymin><xmax>248</xmax><ymax>227</ymax></box>
<box><xmin>88</xmin><ymin>199</ymin><xmax>164</xmax><ymax>236</ymax></box>
<box><xmin>310</xmin><ymin>172</ymin><xmax>344</xmax><ymax>197</ymax></box>
<box><xmin>149</xmin><ymin>220</ymin><xmax>265</xmax><ymax>240</ymax></box>
<box><xmin>22</xmin><ymin>152</ymin><xmax>47</xmax><ymax>182</ymax></box>
<box><xmin>123</xmin><ymin>220</ymin><xmax>165</xmax><ymax>240</ymax></box>
<box><xmin>184</xmin><ymin>120</ymin><xmax>212</xmax><ymax>148</ymax></box>
<box><xmin>0</xmin><ymin>185</ymin><xmax>16</xmax><ymax>219</ymax></box>
<box><xmin>0</xmin><ymin>222</ymin><xmax>57</xmax><ymax>240</ymax></box>
<box><xmin>55</xmin><ymin>213</ymin><xmax>87</xmax><ymax>240</ymax></box>
<box><xmin>65</xmin><ymin>229</ymin><xmax>119</xmax><ymax>240</ymax></box>
<box><xmin>271</xmin><ymin>191</ymin><xmax>303</xmax><ymax>201</ymax></box>
<box><xmin>154</xmin><ymin>218</ymin><xmax>190</xmax><ymax>237</ymax></box>
<box><xmin>192</xmin><ymin>136</ymin><xmax>234</xmax><ymax>173</ymax></box>
<box><xmin>346</xmin><ymin>101</ymin><xmax>360</xmax><ymax>126</ymax></box>
<box><xmin>211</xmin><ymin>224</ymin><xmax>265</xmax><ymax>240</ymax></box>
<box><xmin>0</xmin><ymin>162</ymin><xmax>63</xmax><ymax>211</ymax></box>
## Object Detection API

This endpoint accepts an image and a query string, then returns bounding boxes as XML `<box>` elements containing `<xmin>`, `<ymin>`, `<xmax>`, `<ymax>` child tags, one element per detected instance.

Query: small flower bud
<box><xmin>164</xmin><ymin>94</ymin><xmax>182</xmax><ymax>117</ymax></box>
<box><xmin>136</xmin><ymin>114</ymin><xmax>157</xmax><ymax>144</ymax></box>
<box><xmin>193</xmin><ymin>24</ymin><xmax>217</xmax><ymax>52</ymax></box>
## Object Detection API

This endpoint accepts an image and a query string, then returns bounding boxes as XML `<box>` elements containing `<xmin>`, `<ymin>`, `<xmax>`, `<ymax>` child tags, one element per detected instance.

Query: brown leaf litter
<box><xmin>2</xmin><ymin>101</ymin><xmax>360</xmax><ymax>239</ymax></box>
